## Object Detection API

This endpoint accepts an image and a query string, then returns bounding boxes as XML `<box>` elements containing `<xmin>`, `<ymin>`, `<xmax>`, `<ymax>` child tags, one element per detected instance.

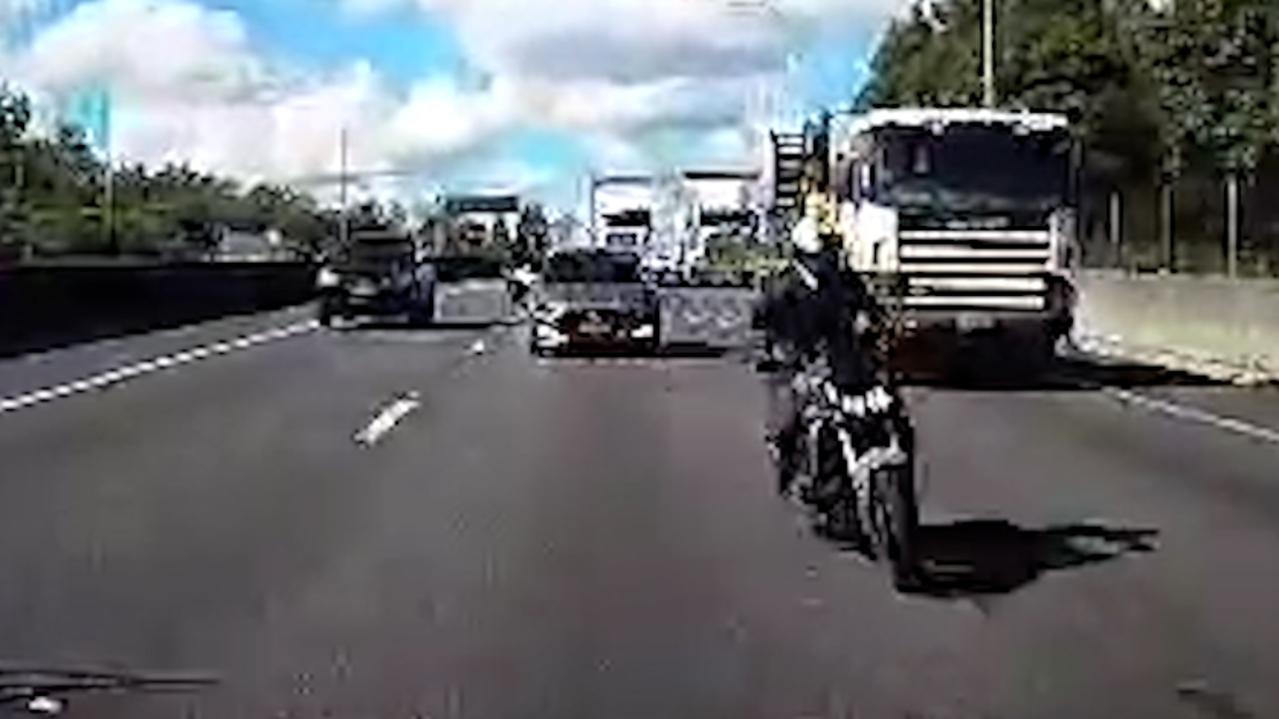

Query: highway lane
<box><xmin>0</xmin><ymin>306</ymin><xmax>317</xmax><ymax>401</ymax></box>
<box><xmin>1</xmin><ymin>316</ymin><xmax>1278</xmax><ymax>717</ymax></box>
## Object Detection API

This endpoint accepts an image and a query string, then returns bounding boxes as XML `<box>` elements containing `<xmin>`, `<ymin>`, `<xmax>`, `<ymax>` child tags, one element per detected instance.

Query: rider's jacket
<box><xmin>761</xmin><ymin>247</ymin><xmax>882</xmax><ymax>391</ymax></box>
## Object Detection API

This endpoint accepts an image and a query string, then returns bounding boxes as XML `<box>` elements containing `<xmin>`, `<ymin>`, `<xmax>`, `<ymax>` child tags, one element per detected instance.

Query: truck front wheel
<box><xmin>408</xmin><ymin>303</ymin><xmax>434</xmax><ymax>328</ymax></box>
<box><xmin>1019</xmin><ymin>329</ymin><xmax>1059</xmax><ymax>378</ymax></box>
<box><xmin>318</xmin><ymin>294</ymin><xmax>346</xmax><ymax>328</ymax></box>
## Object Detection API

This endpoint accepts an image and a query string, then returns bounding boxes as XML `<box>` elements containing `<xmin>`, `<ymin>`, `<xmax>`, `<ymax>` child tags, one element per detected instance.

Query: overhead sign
<box><xmin>445</xmin><ymin>195</ymin><xmax>520</xmax><ymax>215</ymax></box>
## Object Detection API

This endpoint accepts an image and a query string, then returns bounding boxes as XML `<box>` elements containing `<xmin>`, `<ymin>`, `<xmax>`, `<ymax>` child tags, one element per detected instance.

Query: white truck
<box><xmin>591</xmin><ymin>175</ymin><xmax>655</xmax><ymax>256</ymax></box>
<box><xmin>826</xmin><ymin>108</ymin><xmax>1080</xmax><ymax>369</ymax></box>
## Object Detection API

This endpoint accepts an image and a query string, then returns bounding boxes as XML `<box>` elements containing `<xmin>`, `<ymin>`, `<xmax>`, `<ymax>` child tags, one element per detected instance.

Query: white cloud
<box><xmin>391</xmin><ymin>0</ymin><xmax>902</xmax><ymax>84</ymax></box>
<box><xmin>5</xmin><ymin>0</ymin><xmax>909</xmax><ymax>207</ymax></box>
<box><xmin>19</xmin><ymin>0</ymin><xmax>268</xmax><ymax>102</ymax></box>
<box><xmin>6</xmin><ymin>0</ymin><xmax>518</xmax><ymax>194</ymax></box>
<box><xmin>342</xmin><ymin>0</ymin><xmax>908</xmax><ymax>179</ymax></box>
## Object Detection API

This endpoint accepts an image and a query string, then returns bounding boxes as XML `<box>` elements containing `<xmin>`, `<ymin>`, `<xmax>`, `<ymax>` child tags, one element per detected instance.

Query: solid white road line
<box><xmin>0</xmin><ymin>320</ymin><xmax>318</xmax><ymax>416</ymax></box>
<box><xmin>354</xmin><ymin>392</ymin><xmax>421</xmax><ymax>447</ymax></box>
<box><xmin>1105</xmin><ymin>388</ymin><xmax>1279</xmax><ymax>446</ymax></box>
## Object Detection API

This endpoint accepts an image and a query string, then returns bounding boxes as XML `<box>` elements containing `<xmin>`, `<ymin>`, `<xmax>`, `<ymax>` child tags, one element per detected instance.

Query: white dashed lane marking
<box><xmin>354</xmin><ymin>392</ymin><xmax>421</xmax><ymax>447</ymax></box>
<box><xmin>1105</xmin><ymin>388</ymin><xmax>1279</xmax><ymax>446</ymax></box>
<box><xmin>0</xmin><ymin>320</ymin><xmax>318</xmax><ymax>415</ymax></box>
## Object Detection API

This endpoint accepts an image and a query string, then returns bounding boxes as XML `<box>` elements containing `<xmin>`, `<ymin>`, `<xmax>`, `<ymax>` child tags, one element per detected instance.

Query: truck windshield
<box><xmin>432</xmin><ymin>257</ymin><xmax>505</xmax><ymax>283</ymax></box>
<box><xmin>347</xmin><ymin>239</ymin><xmax>413</xmax><ymax>271</ymax></box>
<box><xmin>544</xmin><ymin>252</ymin><xmax>641</xmax><ymax>283</ymax></box>
<box><xmin>874</xmin><ymin>126</ymin><xmax>1071</xmax><ymax>213</ymax></box>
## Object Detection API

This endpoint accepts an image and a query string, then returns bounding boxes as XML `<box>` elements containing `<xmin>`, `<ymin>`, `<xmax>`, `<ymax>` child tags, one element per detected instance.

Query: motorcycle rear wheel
<box><xmin>873</xmin><ymin>462</ymin><xmax>920</xmax><ymax>585</ymax></box>
<box><xmin>811</xmin><ymin>425</ymin><xmax>870</xmax><ymax>549</ymax></box>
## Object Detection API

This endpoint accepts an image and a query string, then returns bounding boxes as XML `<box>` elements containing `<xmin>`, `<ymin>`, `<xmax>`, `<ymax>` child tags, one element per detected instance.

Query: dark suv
<box><xmin>317</xmin><ymin>232</ymin><xmax>435</xmax><ymax>327</ymax></box>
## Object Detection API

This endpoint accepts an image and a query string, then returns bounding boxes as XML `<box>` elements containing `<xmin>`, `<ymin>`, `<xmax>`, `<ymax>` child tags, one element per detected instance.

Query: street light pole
<box><xmin>339</xmin><ymin>126</ymin><xmax>349</xmax><ymax>250</ymax></box>
<box><xmin>982</xmin><ymin>0</ymin><xmax>996</xmax><ymax>108</ymax></box>
<box><xmin>588</xmin><ymin>171</ymin><xmax>597</xmax><ymax>247</ymax></box>
<box><xmin>101</xmin><ymin>92</ymin><xmax>116</xmax><ymax>255</ymax></box>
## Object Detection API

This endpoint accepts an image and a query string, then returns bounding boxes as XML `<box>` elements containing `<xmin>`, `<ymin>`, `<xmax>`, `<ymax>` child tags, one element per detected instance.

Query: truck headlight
<box><xmin>630</xmin><ymin>323</ymin><xmax>655</xmax><ymax>340</ymax></box>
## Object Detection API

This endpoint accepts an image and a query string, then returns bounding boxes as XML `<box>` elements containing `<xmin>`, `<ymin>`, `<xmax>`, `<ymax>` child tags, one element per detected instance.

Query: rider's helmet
<box><xmin>793</xmin><ymin>192</ymin><xmax>841</xmax><ymax>256</ymax></box>
<box><xmin>791</xmin><ymin>215</ymin><xmax>822</xmax><ymax>255</ymax></box>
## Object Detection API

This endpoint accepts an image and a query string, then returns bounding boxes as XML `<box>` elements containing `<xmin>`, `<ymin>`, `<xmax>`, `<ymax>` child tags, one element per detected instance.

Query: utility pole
<box><xmin>101</xmin><ymin>93</ymin><xmax>116</xmax><ymax>255</ymax></box>
<box><xmin>1109</xmin><ymin>190</ymin><xmax>1122</xmax><ymax>266</ymax></box>
<box><xmin>1226</xmin><ymin>174</ymin><xmax>1240</xmax><ymax>278</ymax></box>
<box><xmin>982</xmin><ymin>0</ymin><xmax>996</xmax><ymax>108</ymax></box>
<box><xmin>588</xmin><ymin>172</ymin><xmax>597</xmax><ymax>247</ymax></box>
<box><xmin>339</xmin><ymin>126</ymin><xmax>349</xmax><ymax>250</ymax></box>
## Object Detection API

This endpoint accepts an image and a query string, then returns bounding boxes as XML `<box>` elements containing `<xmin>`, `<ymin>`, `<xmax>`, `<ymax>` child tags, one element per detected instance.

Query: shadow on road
<box><xmin>538</xmin><ymin>345</ymin><xmax>731</xmax><ymax>360</ymax></box>
<box><xmin>332</xmin><ymin>318</ymin><xmax>505</xmax><ymax>332</ymax></box>
<box><xmin>896</xmin><ymin>519</ymin><xmax>1159</xmax><ymax>599</ymax></box>
<box><xmin>905</xmin><ymin>355</ymin><xmax>1223</xmax><ymax>392</ymax></box>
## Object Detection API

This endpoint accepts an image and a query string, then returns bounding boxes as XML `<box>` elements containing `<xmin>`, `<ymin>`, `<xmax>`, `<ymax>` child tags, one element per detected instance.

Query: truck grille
<box><xmin>897</xmin><ymin>230</ymin><xmax>1052</xmax><ymax>312</ymax></box>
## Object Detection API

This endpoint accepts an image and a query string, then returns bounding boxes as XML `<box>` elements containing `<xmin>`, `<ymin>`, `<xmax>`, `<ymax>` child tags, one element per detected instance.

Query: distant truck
<box><xmin>428</xmin><ymin>255</ymin><xmax>511</xmax><ymax>326</ymax></box>
<box><xmin>821</xmin><ymin>108</ymin><xmax>1080</xmax><ymax>370</ymax></box>
<box><xmin>530</xmin><ymin>249</ymin><xmax>658</xmax><ymax>354</ymax></box>
<box><xmin>316</xmin><ymin>230</ymin><xmax>435</xmax><ymax>328</ymax></box>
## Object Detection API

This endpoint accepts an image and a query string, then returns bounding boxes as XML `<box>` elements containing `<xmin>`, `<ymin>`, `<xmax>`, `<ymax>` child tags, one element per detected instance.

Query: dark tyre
<box><xmin>408</xmin><ymin>304</ymin><xmax>434</xmax><ymax>328</ymax></box>
<box><xmin>875</xmin><ymin>463</ymin><xmax>919</xmax><ymax>585</ymax></box>
<box><xmin>1018</xmin><ymin>330</ymin><xmax>1059</xmax><ymax>380</ymax></box>
<box><xmin>530</xmin><ymin>333</ymin><xmax>553</xmax><ymax>357</ymax></box>
<box><xmin>318</xmin><ymin>296</ymin><xmax>342</xmax><ymax>328</ymax></box>
<box><xmin>812</xmin><ymin>425</ymin><xmax>868</xmax><ymax>547</ymax></box>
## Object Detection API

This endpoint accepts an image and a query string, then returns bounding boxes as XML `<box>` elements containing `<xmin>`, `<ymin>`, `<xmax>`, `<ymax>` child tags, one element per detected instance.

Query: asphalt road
<box><xmin>2</xmin><ymin>311</ymin><xmax>1279</xmax><ymax>718</ymax></box>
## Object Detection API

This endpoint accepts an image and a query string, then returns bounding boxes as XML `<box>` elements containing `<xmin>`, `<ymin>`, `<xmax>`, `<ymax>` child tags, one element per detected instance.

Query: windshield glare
<box><xmin>875</xmin><ymin>127</ymin><xmax>1071</xmax><ymax>211</ymax></box>
<box><xmin>348</xmin><ymin>241</ymin><xmax>413</xmax><ymax>270</ymax></box>
<box><xmin>544</xmin><ymin>253</ymin><xmax>641</xmax><ymax>283</ymax></box>
<box><xmin>431</xmin><ymin>257</ymin><xmax>504</xmax><ymax>283</ymax></box>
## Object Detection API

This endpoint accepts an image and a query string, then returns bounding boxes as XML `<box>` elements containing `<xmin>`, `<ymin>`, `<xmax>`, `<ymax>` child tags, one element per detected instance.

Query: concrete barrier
<box><xmin>1076</xmin><ymin>271</ymin><xmax>1279</xmax><ymax>380</ymax></box>
<box><xmin>433</xmin><ymin>279</ymin><xmax>513</xmax><ymax>326</ymax></box>
<box><xmin>658</xmin><ymin>286</ymin><xmax>760</xmax><ymax>348</ymax></box>
<box><xmin>0</xmin><ymin>261</ymin><xmax>316</xmax><ymax>358</ymax></box>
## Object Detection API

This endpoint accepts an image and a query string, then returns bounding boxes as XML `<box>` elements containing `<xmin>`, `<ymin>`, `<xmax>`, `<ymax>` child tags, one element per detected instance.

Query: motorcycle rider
<box><xmin>761</xmin><ymin>195</ymin><xmax>884</xmax><ymax>499</ymax></box>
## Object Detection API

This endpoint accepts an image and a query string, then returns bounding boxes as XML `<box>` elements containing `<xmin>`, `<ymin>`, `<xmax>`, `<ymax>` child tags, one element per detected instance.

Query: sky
<box><xmin>0</xmin><ymin>0</ymin><xmax>909</xmax><ymax>210</ymax></box>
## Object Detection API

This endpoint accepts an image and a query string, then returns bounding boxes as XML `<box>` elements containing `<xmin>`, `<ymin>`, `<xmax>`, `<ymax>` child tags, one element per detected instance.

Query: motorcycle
<box><xmin>786</xmin><ymin>356</ymin><xmax>919</xmax><ymax>579</ymax></box>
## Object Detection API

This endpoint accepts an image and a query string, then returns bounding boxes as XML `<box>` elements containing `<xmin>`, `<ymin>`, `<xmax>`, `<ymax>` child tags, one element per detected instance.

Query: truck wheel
<box><xmin>318</xmin><ymin>297</ymin><xmax>340</xmax><ymax>328</ymax></box>
<box><xmin>1022</xmin><ymin>331</ymin><xmax>1059</xmax><ymax>378</ymax></box>
<box><xmin>408</xmin><ymin>305</ymin><xmax>434</xmax><ymax>328</ymax></box>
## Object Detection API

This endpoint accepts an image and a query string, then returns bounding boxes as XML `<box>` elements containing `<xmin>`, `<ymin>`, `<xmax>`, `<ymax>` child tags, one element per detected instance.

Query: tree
<box><xmin>856</xmin><ymin>1</ymin><xmax>983</xmax><ymax>109</ymax></box>
<box><xmin>0</xmin><ymin>87</ymin><xmax>33</xmax><ymax>255</ymax></box>
<box><xmin>516</xmin><ymin>203</ymin><xmax>550</xmax><ymax>267</ymax></box>
<box><xmin>0</xmin><ymin>85</ymin><xmax>342</xmax><ymax>260</ymax></box>
<box><xmin>0</xmin><ymin>86</ymin><xmax>31</xmax><ymax>145</ymax></box>
<box><xmin>1148</xmin><ymin>0</ymin><xmax>1279</xmax><ymax>178</ymax></box>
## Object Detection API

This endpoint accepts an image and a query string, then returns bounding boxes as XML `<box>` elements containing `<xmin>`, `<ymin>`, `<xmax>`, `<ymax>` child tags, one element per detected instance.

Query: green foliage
<box><xmin>859</xmin><ymin>0</ymin><xmax>1279</xmax><ymax>182</ymax></box>
<box><xmin>0</xmin><ymin>85</ymin><xmax>337</xmax><ymax>260</ymax></box>
<box><xmin>857</xmin><ymin>2</ymin><xmax>983</xmax><ymax>109</ymax></box>
<box><xmin>1147</xmin><ymin>0</ymin><xmax>1279</xmax><ymax>176</ymax></box>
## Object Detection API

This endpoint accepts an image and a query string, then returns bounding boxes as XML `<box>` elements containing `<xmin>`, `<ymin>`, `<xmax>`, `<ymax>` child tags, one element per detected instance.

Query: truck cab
<box><xmin>827</xmin><ymin>109</ymin><xmax>1080</xmax><ymax>371</ymax></box>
